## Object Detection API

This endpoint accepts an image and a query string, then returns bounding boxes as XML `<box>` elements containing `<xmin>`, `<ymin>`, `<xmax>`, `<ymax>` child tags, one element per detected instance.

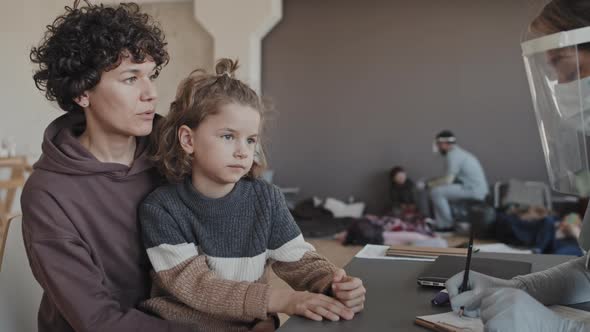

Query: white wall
<box><xmin>141</xmin><ymin>2</ymin><xmax>214</xmax><ymax>112</ymax></box>
<box><xmin>194</xmin><ymin>0</ymin><xmax>282</xmax><ymax>92</ymax></box>
<box><xmin>0</xmin><ymin>1</ymin><xmax>66</xmax><ymax>161</ymax></box>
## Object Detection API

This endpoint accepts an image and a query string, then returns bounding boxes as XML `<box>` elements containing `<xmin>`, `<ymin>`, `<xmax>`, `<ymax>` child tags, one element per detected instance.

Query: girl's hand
<box><xmin>331</xmin><ymin>269</ymin><xmax>366</xmax><ymax>313</ymax></box>
<box><xmin>268</xmin><ymin>289</ymin><xmax>354</xmax><ymax>321</ymax></box>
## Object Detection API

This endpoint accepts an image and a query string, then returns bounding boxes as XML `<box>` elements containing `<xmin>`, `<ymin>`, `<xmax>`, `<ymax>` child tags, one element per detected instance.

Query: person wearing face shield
<box><xmin>427</xmin><ymin>130</ymin><xmax>489</xmax><ymax>232</ymax></box>
<box><xmin>446</xmin><ymin>1</ymin><xmax>590</xmax><ymax>331</ymax></box>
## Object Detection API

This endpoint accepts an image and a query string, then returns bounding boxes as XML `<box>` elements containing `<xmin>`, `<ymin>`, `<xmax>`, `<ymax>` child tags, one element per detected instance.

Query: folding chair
<box><xmin>0</xmin><ymin>215</ymin><xmax>43</xmax><ymax>332</ymax></box>
<box><xmin>493</xmin><ymin>180</ymin><xmax>552</xmax><ymax>210</ymax></box>
<box><xmin>0</xmin><ymin>157</ymin><xmax>31</xmax><ymax>270</ymax></box>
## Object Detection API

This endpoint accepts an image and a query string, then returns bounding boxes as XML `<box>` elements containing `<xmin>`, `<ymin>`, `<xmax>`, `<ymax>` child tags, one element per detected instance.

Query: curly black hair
<box><xmin>30</xmin><ymin>0</ymin><xmax>169</xmax><ymax>113</ymax></box>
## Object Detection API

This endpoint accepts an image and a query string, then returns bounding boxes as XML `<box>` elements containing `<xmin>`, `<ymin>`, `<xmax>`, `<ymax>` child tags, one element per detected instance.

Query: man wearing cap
<box><xmin>427</xmin><ymin>130</ymin><xmax>489</xmax><ymax>231</ymax></box>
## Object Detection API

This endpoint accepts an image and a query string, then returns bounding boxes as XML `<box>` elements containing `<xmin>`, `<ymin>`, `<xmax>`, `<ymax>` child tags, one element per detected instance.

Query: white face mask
<box><xmin>555</xmin><ymin>76</ymin><xmax>590</xmax><ymax>132</ymax></box>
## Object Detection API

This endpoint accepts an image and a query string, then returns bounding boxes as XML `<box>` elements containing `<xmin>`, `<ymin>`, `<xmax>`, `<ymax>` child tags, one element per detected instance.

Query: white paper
<box><xmin>476</xmin><ymin>243</ymin><xmax>533</xmax><ymax>254</ymax></box>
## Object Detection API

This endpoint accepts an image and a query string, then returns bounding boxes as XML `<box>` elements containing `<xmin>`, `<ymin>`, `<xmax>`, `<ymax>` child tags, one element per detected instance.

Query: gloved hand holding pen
<box><xmin>445</xmin><ymin>270</ymin><xmax>523</xmax><ymax>317</ymax></box>
<box><xmin>446</xmin><ymin>270</ymin><xmax>590</xmax><ymax>331</ymax></box>
<box><xmin>455</xmin><ymin>287</ymin><xmax>588</xmax><ymax>332</ymax></box>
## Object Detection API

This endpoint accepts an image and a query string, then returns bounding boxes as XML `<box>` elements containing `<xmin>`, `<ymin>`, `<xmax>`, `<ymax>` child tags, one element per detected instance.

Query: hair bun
<box><xmin>215</xmin><ymin>58</ymin><xmax>239</xmax><ymax>78</ymax></box>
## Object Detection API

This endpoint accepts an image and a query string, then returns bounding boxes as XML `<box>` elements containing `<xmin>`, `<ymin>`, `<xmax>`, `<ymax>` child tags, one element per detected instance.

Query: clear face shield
<box><xmin>432</xmin><ymin>137</ymin><xmax>456</xmax><ymax>154</ymax></box>
<box><xmin>522</xmin><ymin>27</ymin><xmax>590</xmax><ymax>196</ymax></box>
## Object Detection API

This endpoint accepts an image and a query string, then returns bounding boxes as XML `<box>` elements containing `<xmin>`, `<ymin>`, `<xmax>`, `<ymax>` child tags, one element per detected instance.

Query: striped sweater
<box><xmin>138</xmin><ymin>178</ymin><xmax>339</xmax><ymax>331</ymax></box>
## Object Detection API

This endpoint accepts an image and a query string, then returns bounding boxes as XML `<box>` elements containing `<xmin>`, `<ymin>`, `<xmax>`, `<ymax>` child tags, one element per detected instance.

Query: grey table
<box><xmin>278</xmin><ymin>252</ymin><xmax>579</xmax><ymax>331</ymax></box>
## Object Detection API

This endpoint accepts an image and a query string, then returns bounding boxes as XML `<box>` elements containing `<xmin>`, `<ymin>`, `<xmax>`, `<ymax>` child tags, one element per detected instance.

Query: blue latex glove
<box><xmin>476</xmin><ymin>288</ymin><xmax>588</xmax><ymax>332</ymax></box>
<box><xmin>445</xmin><ymin>270</ymin><xmax>521</xmax><ymax>317</ymax></box>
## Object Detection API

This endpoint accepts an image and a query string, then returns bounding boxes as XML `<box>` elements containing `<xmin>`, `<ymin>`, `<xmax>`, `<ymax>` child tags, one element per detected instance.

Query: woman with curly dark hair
<box><xmin>22</xmin><ymin>1</ymin><xmax>193</xmax><ymax>331</ymax></box>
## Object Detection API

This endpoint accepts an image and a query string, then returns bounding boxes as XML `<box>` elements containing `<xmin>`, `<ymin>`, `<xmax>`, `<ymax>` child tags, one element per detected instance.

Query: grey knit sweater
<box><xmin>139</xmin><ymin>178</ymin><xmax>339</xmax><ymax>331</ymax></box>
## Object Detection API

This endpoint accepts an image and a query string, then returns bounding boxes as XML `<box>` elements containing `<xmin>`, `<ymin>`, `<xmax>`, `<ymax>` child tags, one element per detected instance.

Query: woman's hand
<box><xmin>331</xmin><ymin>269</ymin><xmax>366</xmax><ymax>313</ymax></box>
<box><xmin>268</xmin><ymin>288</ymin><xmax>354</xmax><ymax>321</ymax></box>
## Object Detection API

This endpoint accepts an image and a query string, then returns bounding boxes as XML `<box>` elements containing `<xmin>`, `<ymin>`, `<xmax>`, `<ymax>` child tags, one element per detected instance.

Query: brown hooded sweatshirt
<box><xmin>21</xmin><ymin>112</ymin><xmax>194</xmax><ymax>332</ymax></box>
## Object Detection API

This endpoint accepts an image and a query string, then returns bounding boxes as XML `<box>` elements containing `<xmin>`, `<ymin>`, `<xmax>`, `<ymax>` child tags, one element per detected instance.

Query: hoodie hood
<box><xmin>34</xmin><ymin>111</ymin><xmax>157</xmax><ymax>179</ymax></box>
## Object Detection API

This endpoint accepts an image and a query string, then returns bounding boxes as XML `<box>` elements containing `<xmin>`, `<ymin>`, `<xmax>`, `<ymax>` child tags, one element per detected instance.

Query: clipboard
<box><xmin>415</xmin><ymin>306</ymin><xmax>590</xmax><ymax>332</ymax></box>
<box><xmin>414</xmin><ymin>312</ymin><xmax>483</xmax><ymax>332</ymax></box>
<box><xmin>415</xmin><ymin>317</ymin><xmax>466</xmax><ymax>332</ymax></box>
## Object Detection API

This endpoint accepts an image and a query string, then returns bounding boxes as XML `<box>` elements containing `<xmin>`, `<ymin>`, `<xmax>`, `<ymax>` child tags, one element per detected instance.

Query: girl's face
<box><xmin>78</xmin><ymin>56</ymin><xmax>160</xmax><ymax>137</ymax></box>
<box><xmin>189</xmin><ymin>103</ymin><xmax>261</xmax><ymax>188</ymax></box>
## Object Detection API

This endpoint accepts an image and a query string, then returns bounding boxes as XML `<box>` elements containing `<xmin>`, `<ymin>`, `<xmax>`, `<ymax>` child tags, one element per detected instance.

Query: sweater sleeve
<box><xmin>513</xmin><ymin>254</ymin><xmax>590</xmax><ymax>306</ymax></box>
<box><xmin>265</xmin><ymin>185</ymin><xmax>339</xmax><ymax>293</ymax></box>
<box><xmin>272</xmin><ymin>251</ymin><xmax>340</xmax><ymax>294</ymax></box>
<box><xmin>139</xmin><ymin>202</ymin><xmax>270</xmax><ymax>321</ymax></box>
<box><xmin>21</xmin><ymin>188</ymin><xmax>192</xmax><ymax>332</ymax></box>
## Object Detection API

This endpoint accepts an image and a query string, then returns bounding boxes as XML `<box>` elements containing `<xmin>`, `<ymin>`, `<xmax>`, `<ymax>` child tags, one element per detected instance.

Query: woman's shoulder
<box><xmin>22</xmin><ymin>168</ymin><xmax>76</xmax><ymax>198</ymax></box>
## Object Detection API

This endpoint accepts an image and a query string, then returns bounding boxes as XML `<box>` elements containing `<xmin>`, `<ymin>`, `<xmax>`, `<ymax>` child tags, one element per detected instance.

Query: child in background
<box><xmin>139</xmin><ymin>59</ymin><xmax>366</xmax><ymax>331</ymax></box>
<box><xmin>390</xmin><ymin>166</ymin><xmax>416</xmax><ymax>212</ymax></box>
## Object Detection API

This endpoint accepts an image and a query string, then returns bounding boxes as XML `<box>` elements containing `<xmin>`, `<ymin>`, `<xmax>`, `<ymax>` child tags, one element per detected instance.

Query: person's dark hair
<box><xmin>152</xmin><ymin>58</ymin><xmax>268</xmax><ymax>183</ymax></box>
<box><xmin>30</xmin><ymin>0</ymin><xmax>169</xmax><ymax>113</ymax></box>
<box><xmin>531</xmin><ymin>0</ymin><xmax>590</xmax><ymax>51</ymax></box>
<box><xmin>390</xmin><ymin>166</ymin><xmax>405</xmax><ymax>179</ymax></box>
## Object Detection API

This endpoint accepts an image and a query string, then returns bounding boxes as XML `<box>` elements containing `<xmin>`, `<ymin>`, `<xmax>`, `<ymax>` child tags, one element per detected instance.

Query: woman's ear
<box><xmin>74</xmin><ymin>92</ymin><xmax>90</xmax><ymax>108</ymax></box>
<box><xmin>178</xmin><ymin>125</ymin><xmax>195</xmax><ymax>154</ymax></box>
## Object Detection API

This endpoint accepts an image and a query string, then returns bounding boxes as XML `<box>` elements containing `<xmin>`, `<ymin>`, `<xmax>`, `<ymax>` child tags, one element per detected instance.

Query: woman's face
<box><xmin>82</xmin><ymin>56</ymin><xmax>160</xmax><ymax>137</ymax></box>
<box><xmin>546</xmin><ymin>47</ymin><xmax>590</xmax><ymax>83</ymax></box>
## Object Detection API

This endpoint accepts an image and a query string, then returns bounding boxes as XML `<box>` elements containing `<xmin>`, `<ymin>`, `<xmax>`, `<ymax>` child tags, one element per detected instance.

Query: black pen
<box><xmin>458</xmin><ymin>224</ymin><xmax>475</xmax><ymax>317</ymax></box>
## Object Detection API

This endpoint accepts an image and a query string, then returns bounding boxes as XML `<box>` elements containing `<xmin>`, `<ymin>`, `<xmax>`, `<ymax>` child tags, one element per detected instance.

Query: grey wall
<box><xmin>262</xmin><ymin>0</ymin><xmax>548</xmax><ymax>213</ymax></box>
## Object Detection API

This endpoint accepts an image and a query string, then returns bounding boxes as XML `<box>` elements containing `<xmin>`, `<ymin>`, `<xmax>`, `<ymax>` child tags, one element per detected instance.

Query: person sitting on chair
<box><xmin>427</xmin><ymin>130</ymin><xmax>489</xmax><ymax>232</ymax></box>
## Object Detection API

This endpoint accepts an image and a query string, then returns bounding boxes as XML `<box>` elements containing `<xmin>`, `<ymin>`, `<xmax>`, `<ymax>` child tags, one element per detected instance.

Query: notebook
<box><xmin>415</xmin><ymin>306</ymin><xmax>590</xmax><ymax>332</ymax></box>
<box><xmin>415</xmin><ymin>312</ymin><xmax>482</xmax><ymax>332</ymax></box>
<box><xmin>417</xmin><ymin>255</ymin><xmax>532</xmax><ymax>287</ymax></box>
<box><xmin>386</xmin><ymin>245</ymin><xmax>471</xmax><ymax>259</ymax></box>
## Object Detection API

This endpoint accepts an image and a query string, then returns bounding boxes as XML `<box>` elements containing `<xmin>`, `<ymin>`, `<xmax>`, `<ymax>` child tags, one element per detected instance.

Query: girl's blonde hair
<box><xmin>152</xmin><ymin>58</ymin><xmax>267</xmax><ymax>183</ymax></box>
